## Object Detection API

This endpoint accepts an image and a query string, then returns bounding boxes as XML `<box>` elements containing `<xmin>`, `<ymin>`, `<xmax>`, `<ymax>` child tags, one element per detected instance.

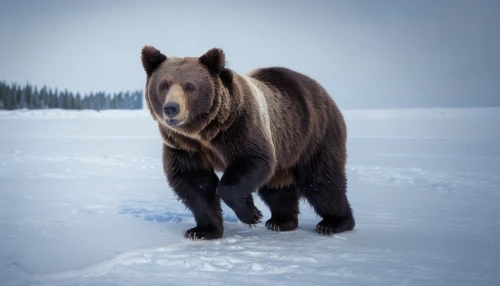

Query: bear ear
<box><xmin>220</xmin><ymin>68</ymin><xmax>233</xmax><ymax>86</ymax></box>
<box><xmin>141</xmin><ymin>45</ymin><xmax>167</xmax><ymax>77</ymax></box>
<box><xmin>199</xmin><ymin>48</ymin><xmax>225</xmax><ymax>73</ymax></box>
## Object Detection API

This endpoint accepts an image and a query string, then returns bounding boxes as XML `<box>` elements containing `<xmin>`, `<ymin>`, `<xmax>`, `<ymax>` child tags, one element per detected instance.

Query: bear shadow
<box><xmin>119</xmin><ymin>206</ymin><xmax>239</xmax><ymax>223</ymax></box>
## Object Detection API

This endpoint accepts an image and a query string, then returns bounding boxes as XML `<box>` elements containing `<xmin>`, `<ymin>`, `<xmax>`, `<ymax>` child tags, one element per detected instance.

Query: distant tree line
<box><xmin>0</xmin><ymin>81</ymin><xmax>143</xmax><ymax>110</ymax></box>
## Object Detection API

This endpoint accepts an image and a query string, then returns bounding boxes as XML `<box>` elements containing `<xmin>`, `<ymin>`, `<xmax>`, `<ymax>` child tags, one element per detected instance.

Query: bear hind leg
<box><xmin>300</xmin><ymin>167</ymin><xmax>355</xmax><ymax>235</ymax></box>
<box><xmin>258</xmin><ymin>184</ymin><xmax>299</xmax><ymax>231</ymax></box>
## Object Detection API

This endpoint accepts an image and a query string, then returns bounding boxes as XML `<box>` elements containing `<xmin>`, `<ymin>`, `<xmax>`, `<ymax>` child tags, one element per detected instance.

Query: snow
<box><xmin>0</xmin><ymin>109</ymin><xmax>149</xmax><ymax>119</ymax></box>
<box><xmin>0</xmin><ymin>107</ymin><xmax>499</xmax><ymax>285</ymax></box>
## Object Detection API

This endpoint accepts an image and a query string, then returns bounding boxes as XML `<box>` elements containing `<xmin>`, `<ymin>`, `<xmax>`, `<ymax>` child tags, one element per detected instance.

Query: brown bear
<box><xmin>141</xmin><ymin>46</ymin><xmax>355</xmax><ymax>239</ymax></box>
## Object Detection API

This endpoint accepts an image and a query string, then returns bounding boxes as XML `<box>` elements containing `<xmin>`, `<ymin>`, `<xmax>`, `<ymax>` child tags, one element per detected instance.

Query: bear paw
<box><xmin>184</xmin><ymin>225</ymin><xmax>223</xmax><ymax>240</ymax></box>
<box><xmin>265</xmin><ymin>217</ymin><xmax>298</xmax><ymax>232</ymax></box>
<box><xmin>235</xmin><ymin>205</ymin><xmax>263</xmax><ymax>226</ymax></box>
<box><xmin>316</xmin><ymin>216</ymin><xmax>355</xmax><ymax>235</ymax></box>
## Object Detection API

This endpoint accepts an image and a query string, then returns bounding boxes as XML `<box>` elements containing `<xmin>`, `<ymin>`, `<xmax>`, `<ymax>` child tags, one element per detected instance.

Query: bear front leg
<box><xmin>163</xmin><ymin>145</ymin><xmax>223</xmax><ymax>239</ymax></box>
<box><xmin>217</xmin><ymin>156</ymin><xmax>273</xmax><ymax>226</ymax></box>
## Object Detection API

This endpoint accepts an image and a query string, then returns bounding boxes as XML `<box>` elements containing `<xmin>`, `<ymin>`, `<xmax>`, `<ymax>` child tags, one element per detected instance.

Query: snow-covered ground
<box><xmin>0</xmin><ymin>107</ymin><xmax>499</xmax><ymax>286</ymax></box>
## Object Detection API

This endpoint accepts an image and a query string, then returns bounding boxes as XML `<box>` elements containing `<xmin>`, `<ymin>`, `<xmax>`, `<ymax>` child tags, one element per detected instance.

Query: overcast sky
<box><xmin>0</xmin><ymin>0</ymin><xmax>498</xmax><ymax>108</ymax></box>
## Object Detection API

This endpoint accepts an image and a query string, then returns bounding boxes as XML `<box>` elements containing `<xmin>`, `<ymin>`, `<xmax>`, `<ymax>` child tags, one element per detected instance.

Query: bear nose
<box><xmin>163</xmin><ymin>102</ymin><xmax>180</xmax><ymax>118</ymax></box>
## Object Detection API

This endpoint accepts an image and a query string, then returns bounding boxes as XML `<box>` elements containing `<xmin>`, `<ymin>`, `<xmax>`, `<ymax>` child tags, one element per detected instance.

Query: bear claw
<box><xmin>235</xmin><ymin>206</ymin><xmax>263</xmax><ymax>225</ymax></box>
<box><xmin>265</xmin><ymin>217</ymin><xmax>298</xmax><ymax>232</ymax></box>
<box><xmin>316</xmin><ymin>224</ymin><xmax>333</xmax><ymax>235</ymax></box>
<box><xmin>266</xmin><ymin>222</ymin><xmax>281</xmax><ymax>231</ymax></box>
<box><xmin>185</xmin><ymin>225</ymin><xmax>223</xmax><ymax>240</ymax></box>
<box><xmin>316</xmin><ymin>216</ymin><xmax>355</xmax><ymax>235</ymax></box>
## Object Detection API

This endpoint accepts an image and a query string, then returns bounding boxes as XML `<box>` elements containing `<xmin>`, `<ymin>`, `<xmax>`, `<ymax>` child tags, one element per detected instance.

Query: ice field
<box><xmin>0</xmin><ymin>107</ymin><xmax>499</xmax><ymax>285</ymax></box>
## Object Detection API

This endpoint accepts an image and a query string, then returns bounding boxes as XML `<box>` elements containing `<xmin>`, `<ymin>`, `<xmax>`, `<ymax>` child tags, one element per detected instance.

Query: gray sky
<box><xmin>1</xmin><ymin>0</ymin><xmax>499</xmax><ymax>108</ymax></box>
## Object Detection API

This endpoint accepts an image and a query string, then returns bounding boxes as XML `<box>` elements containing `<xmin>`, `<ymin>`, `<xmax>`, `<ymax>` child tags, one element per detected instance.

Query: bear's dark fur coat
<box><xmin>141</xmin><ymin>46</ymin><xmax>355</xmax><ymax>239</ymax></box>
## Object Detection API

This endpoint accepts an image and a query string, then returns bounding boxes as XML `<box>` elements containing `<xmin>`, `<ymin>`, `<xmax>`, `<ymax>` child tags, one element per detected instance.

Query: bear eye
<box><xmin>185</xmin><ymin>82</ymin><xmax>196</xmax><ymax>92</ymax></box>
<box><xmin>159</xmin><ymin>82</ymin><xmax>169</xmax><ymax>91</ymax></box>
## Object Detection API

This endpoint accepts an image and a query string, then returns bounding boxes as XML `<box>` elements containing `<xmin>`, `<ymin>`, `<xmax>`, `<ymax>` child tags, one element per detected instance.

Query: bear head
<box><xmin>141</xmin><ymin>46</ymin><xmax>233</xmax><ymax>136</ymax></box>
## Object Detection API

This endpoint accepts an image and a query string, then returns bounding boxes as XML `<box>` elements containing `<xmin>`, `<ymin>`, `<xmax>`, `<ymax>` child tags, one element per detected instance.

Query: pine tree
<box><xmin>57</xmin><ymin>89</ymin><xmax>63</xmax><ymax>109</ymax></box>
<box><xmin>25</xmin><ymin>84</ymin><xmax>32</xmax><ymax>109</ymax></box>
<box><xmin>7</xmin><ymin>87</ymin><xmax>15</xmax><ymax>110</ymax></box>
<box><xmin>81</xmin><ymin>94</ymin><xmax>87</xmax><ymax>110</ymax></box>
<box><xmin>97</xmin><ymin>92</ymin><xmax>104</xmax><ymax>111</ymax></box>
<box><xmin>40</xmin><ymin>86</ymin><xmax>47</xmax><ymax>109</ymax></box>
<box><xmin>62</xmin><ymin>89</ymin><xmax>68</xmax><ymax>109</ymax></box>
<box><xmin>67</xmin><ymin>91</ymin><xmax>74</xmax><ymax>109</ymax></box>
<box><xmin>75</xmin><ymin>92</ymin><xmax>80</xmax><ymax>109</ymax></box>
<box><xmin>20</xmin><ymin>89</ymin><xmax>26</xmax><ymax>109</ymax></box>
<box><xmin>9</xmin><ymin>83</ymin><xmax>17</xmax><ymax>108</ymax></box>
<box><xmin>1</xmin><ymin>82</ymin><xmax>12</xmax><ymax>110</ymax></box>
<box><xmin>104</xmin><ymin>94</ymin><xmax>110</xmax><ymax>109</ymax></box>
<box><xmin>0</xmin><ymin>82</ymin><xmax>4</xmax><ymax>109</ymax></box>
<box><xmin>34</xmin><ymin>86</ymin><xmax>40</xmax><ymax>109</ymax></box>
<box><xmin>15</xmin><ymin>85</ymin><xmax>22</xmax><ymax>108</ymax></box>
<box><xmin>53</xmin><ymin>88</ymin><xmax>58</xmax><ymax>108</ymax></box>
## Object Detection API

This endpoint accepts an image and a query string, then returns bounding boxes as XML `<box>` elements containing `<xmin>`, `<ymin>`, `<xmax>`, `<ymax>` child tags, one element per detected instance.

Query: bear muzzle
<box><xmin>163</xmin><ymin>102</ymin><xmax>184</xmax><ymax>126</ymax></box>
<box><xmin>163</xmin><ymin>85</ymin><xmax>188</xmax><ymax>126</ymax></box>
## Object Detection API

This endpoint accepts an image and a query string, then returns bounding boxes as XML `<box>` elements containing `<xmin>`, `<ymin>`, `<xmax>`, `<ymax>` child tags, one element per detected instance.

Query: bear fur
<box><xmin>141</xmin><ymin>46</ymin><xmax>355</xmax><ymax>239</ymax></box>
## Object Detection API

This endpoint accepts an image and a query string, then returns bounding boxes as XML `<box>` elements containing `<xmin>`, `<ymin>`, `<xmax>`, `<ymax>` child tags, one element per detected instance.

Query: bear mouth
<box><xmin>165</xmin><ymin>118</ymin><xmax>183</xmax><ymax>126</ymax></box>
